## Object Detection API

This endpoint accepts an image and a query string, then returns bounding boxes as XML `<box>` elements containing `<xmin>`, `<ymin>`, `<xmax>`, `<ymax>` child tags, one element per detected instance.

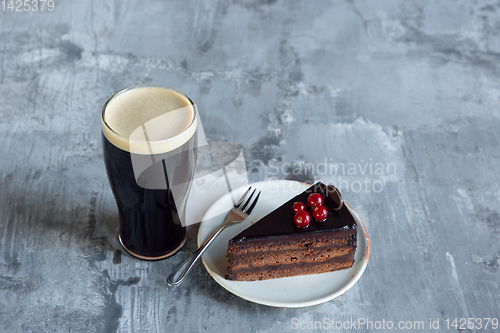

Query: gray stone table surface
<box><xmin>1</xmin><ymin>0</ymin><xmax>500</xmax><ymax>332</ymax></box>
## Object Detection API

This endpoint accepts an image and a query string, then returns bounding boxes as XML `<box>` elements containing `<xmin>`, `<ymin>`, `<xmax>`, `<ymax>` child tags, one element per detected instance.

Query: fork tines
<box><xmin>244</xmin><ymin>191</ymin><xmax>260</xmax><ymax>215</ymax></box>
<box><xmin>235</xmin><ymin>187</ymin><xmax>261</xmax><ymax>215</ymax></box>
<box><xmin>234</xmin><ymin>187</ymin><xmax>252</xmax><ymax>209</ymax></box>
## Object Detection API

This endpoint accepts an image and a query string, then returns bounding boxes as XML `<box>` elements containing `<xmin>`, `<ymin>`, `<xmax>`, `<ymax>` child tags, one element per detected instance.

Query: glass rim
<box><xmin>101</xmin><ymin>84</ymin><xmax>197</xmax><ymax>145</ymax></box>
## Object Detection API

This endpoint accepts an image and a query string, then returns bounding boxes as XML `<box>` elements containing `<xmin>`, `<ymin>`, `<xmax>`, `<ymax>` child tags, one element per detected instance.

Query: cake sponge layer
<box><xmin>227</xmin><ymin>245</ymin><xmax>356</xmax><ymax>270</ymax></box>
<box><xmin>226</xmin><ymin>253</ymin><xmax>355</xmax><ymax>281</ymax></box>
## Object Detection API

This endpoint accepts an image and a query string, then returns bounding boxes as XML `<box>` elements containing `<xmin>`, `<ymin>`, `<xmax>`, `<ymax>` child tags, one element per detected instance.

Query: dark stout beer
<box><xmin>102</xmin><ymin>85</ymin><xmax>197</xmax><ymax>260</ymax></box>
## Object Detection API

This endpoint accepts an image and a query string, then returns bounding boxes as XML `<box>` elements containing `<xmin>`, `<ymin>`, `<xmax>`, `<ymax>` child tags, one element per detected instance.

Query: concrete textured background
<box><xmin>1</xmin><ymin>0</ymin><xmax>500</xmax><ymax>332</ymax></box>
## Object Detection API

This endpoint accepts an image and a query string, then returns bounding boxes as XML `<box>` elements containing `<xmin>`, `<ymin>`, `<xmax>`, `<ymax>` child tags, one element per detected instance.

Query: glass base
<box><xmin>118</xmin><ymin>235</ymin><xmax>186</xmax><ymax>261</ymax></box>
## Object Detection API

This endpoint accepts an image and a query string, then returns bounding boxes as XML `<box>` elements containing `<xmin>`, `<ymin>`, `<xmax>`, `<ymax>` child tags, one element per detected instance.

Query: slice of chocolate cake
<box><xmin>226</xmin><ymin>182</ymin><xmax>357</xmax><ymax>281</ymax></box>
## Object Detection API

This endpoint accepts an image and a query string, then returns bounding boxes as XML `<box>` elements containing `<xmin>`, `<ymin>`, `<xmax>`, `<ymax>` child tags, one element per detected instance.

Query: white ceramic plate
<box><xmin>198</xmin><ymin>180</ymin><xmax>370</xmax><ymax>308</ymax></box>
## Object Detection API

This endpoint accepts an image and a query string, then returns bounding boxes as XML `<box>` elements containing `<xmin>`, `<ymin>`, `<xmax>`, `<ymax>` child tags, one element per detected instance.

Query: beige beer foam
<box><xmin>102</xmin><ymin>85</ymin><xmax>197</xmax><ymax>155</ymax></box>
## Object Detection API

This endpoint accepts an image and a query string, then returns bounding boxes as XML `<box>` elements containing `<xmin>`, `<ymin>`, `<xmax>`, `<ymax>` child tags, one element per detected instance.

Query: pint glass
<box><xmin>101</xmin><ymin>85</ymin><xmax>198</xmax><ymax>260</ymax></box>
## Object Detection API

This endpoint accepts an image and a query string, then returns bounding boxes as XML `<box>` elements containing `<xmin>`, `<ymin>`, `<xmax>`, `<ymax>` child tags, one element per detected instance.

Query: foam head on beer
<box><xmin>102</xmin><ymin>85</ymin><xmax>197</xmax><ymax>155</ymax></box>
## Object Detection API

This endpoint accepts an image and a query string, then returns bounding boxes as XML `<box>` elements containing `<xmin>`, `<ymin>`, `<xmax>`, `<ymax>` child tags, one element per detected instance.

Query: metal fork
<box><xmin>167</xmin><ymin>187</ymin><xmax>261</xmax><ymax>286</ymax></box>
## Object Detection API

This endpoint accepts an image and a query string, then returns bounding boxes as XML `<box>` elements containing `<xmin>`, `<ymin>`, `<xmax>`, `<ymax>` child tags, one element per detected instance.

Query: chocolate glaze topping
<box><xmin>229</xmin><ymin>182</ymin><xmax>356</xmax><ymax>243</ymax></box>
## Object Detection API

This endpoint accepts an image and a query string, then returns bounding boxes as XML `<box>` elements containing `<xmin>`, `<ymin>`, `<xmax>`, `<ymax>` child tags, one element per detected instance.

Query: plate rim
<box><xmin>197</xmin><ymin>179</ymin><xmax>370</xmax><ymax>308</ymax></box>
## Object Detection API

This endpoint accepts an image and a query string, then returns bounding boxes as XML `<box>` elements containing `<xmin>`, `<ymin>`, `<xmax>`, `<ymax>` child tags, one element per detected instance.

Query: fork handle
<box><xmin>167</xmin><ymin>220</ymin><xmax>231</xmax><ymax>286</ymax></box>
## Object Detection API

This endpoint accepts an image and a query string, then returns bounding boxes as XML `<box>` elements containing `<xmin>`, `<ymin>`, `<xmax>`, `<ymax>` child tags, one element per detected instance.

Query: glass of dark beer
<box><xmin>101</xmin><ymin>84</ymin><xmax>198</xmax><ymax>260</ymax></box>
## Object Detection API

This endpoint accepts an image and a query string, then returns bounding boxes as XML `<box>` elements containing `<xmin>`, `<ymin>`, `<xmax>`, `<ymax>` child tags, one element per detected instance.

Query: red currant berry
<box><xmin>307</xmin><ymin>193</ymin><xmax>324</xmax><ymax>208</ymax></box>
<box><xmin>294</xmin><ymin>210</ymin><xmax>311</xmax><ymax>228</ymax></box>
<box><xmin>292</xmin><ymin>202</ymin><xmax>306</xmax><ymax>214</ymax></box>
<box><xmin>312</xmin><ymin>205</ymin><xmax>328</xmax><ymax>222</ymax></box>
